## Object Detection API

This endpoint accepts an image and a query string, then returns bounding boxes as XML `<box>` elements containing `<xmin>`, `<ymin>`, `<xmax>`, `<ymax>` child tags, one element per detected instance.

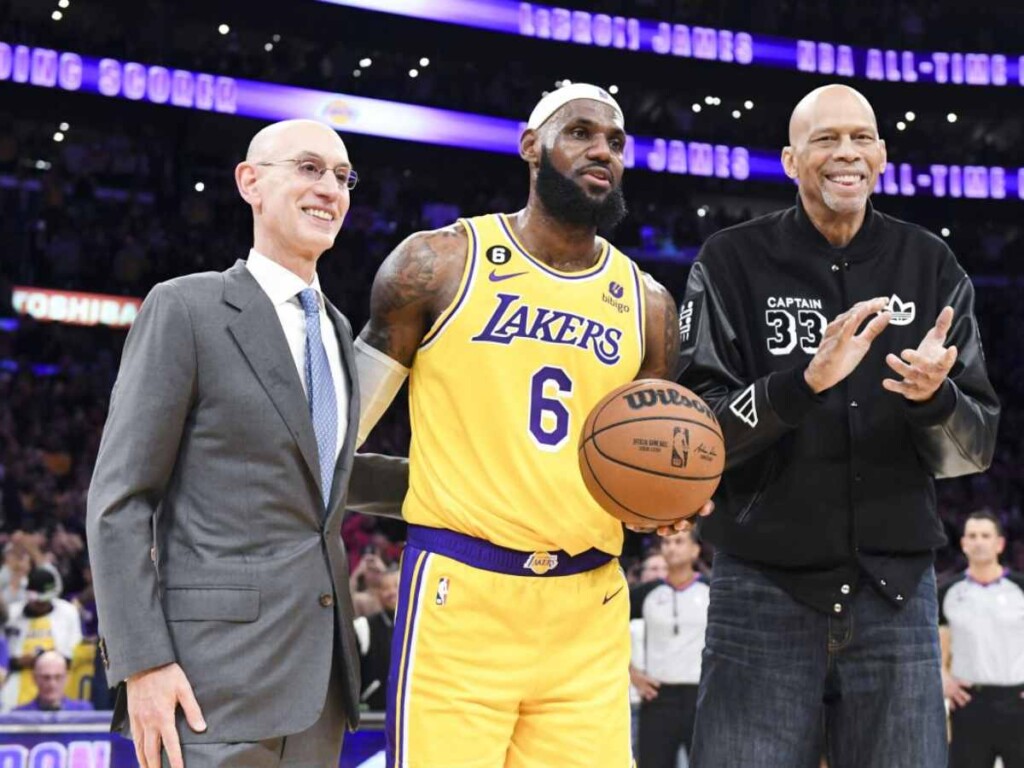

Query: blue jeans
<box><xmin>690</xmin><ymin>553</ymin><xmax>947</xmax><ymax>768</ymax></box>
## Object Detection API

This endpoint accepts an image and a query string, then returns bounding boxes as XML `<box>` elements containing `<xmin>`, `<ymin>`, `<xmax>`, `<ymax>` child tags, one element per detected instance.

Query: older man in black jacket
<box><xmin>678</xmin><ymin>84</ymin><xmax>1000</xmax><ymax>768</ymax></box>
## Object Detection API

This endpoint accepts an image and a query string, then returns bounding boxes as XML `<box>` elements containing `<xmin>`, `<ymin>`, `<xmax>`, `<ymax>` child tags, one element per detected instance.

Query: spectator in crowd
<box><xmin>640</xmin><ymin>550</ymin><xmax>669</xmax><ymax>584</ymax></box>
<box><xmin>0</xmin><ymin>532</ymin><xmax>62</xmax><ymax>606</ymax></box>
<box><xmin>349</xmin><ymin>547</ymin><xmax>389</xmax><ymax>618</ymax></box>
<box><xmin>2</xmin><ymin>567</ymin><xmax>83</xmax><ymax>710</ymax></box>
<box><xmin>939</xmin><ymin>510</ymin><xmax>1024</xmax><ymax>768</ymax></box>
<box><xmin>13</xmin><ymin>650</ymin><xmax>93</xmax><ymax>712</ymax></box>
<box><xmin>353</xmin><ymin>566</ymin><xmax>400</xmax><ymax>712</ymax></box>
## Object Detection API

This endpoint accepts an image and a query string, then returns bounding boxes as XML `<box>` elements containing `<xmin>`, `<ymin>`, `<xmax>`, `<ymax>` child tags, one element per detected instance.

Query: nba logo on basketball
<box><xmin>671</xmin><ymin>427</ymin><xmax>690</xmax><ymax>468</ymax></box>
<box><xmin>524</xmin><ymin>552</ymin><xmax>559</xmax><ymax>575</ymax></box>
<box><xmin>435</xmin><ymin>577</ymin><xmax>450</xmax><ymax>606</ymax></box>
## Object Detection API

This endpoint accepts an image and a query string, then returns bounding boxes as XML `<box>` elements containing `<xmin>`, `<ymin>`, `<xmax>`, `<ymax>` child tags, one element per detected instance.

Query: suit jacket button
<box><xmin>319</xmin><ymin>593</ymin><xmax>334</xmax><ymax>608</ymax></box>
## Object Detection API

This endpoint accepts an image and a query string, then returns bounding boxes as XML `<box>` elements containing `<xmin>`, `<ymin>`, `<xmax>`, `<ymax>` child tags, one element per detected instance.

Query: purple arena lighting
<box><xmin>317</xmin><ymin>0</ymin><xmax>1024</xmax><ymax>87</ymax></box>
<box><xmin>2</xmin><ymin>41</ymin><xmax>1022</xmax><ymax>200</ymax></box>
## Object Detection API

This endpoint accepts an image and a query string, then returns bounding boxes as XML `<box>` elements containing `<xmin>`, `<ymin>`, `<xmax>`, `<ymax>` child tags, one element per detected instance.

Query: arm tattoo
<box><xmin>639</xmin><ymin>279</ymin><xmax>679</xmax><ymax>379</ymax></box>
<box><xmin>360</xmin><ymin>227</ymin><xmax>465</xmax><ymax>361</ymax></box>
<box><xmin>374</xmin><ymin>238</ymin><xmax>440</xmax><ymax>315</ymax></box>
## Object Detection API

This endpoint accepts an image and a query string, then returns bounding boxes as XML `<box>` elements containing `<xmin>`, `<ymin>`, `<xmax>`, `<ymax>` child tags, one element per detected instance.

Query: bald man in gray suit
<box><xmin>86</xmin><ymin>120</ymin><xmax>407</xmax><ymax>768</ymax></box>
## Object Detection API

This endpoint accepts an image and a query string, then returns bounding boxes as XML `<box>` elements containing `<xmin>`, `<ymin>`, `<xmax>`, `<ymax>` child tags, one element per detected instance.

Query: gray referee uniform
<box><xmin>630</xmin><ymin>578</ymin><xmax>710</xmax><ymax>768</ymax></box>
<box><xmin>939</xmin><ymin>569</ymin><xmax>1024</xmax><ymax>768</ymax></box>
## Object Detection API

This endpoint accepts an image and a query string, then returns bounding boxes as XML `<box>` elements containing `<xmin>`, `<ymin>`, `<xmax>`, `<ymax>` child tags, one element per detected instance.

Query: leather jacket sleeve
<box><xmin>676</xmin><ymin>259</ymin><xmax>823</xmax><ymax>472</ymax></box>
<box><xmin>902</xmin><ymin>274</ymin><xmax>1000</xmax><ymax>478</ymax></box>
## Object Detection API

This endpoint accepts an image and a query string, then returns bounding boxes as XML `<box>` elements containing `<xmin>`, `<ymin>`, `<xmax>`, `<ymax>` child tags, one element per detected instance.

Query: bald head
<box><xmin>245</xmin><ymin>119</ymin><xmax>346</xmax><ymax>163</ymax></box>
<box><xmin>33</xmin><ymin>651</ymin><xmax>70</xmax><ymax>708</ymax></box>
<box><xmin>34</xmin><ymin>650</ymin><xmax>69</xmax><ymax>674</ymax></box>
<box><xmin>788</xmin><ymin>85</ymin><xmax>877</xmax><ymax>146</ymax></box>
<box><xmin>235</xmin><ymin>119</ymin><xmax>353</xmax><ymax>276</ymax></box>
<box><xmin>780</xmin><ymin>84</ymin><xmax>886</xmax><ymax>240</ymax></box>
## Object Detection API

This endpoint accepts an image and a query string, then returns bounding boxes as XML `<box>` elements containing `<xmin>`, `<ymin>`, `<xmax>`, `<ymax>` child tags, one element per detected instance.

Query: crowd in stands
<box><xmin>3</xmin><ymin>0</ymin><xmax>1024</xmax><ymax>161</ymax></box>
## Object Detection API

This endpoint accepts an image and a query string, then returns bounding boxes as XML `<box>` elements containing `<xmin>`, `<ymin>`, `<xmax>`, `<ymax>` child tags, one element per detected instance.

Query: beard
<box><xmin>535</xmin><ymin>148</ymin><xmax>627</xmax><ymax>231</ymax></box>
<box><xmin>821</xmin><ymin>187</ymin><xmax>870</xmax><ymax>215</ymax></box>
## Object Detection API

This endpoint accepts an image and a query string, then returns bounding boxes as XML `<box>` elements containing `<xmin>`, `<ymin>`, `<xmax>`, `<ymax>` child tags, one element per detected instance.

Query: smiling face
<box><xmin>236</xmin><ymin>120</ymin><xmax>352</xmax><ymax>266</ymax></box>
<box><xmin>522</xmin><ymin>99</ymin><xmax>628</xmax><ymax>229</ymax></box>
<box><xmin>782</xmin><ymin>85</ymin><xmax>886</xmax><ymax>221</ymax></box>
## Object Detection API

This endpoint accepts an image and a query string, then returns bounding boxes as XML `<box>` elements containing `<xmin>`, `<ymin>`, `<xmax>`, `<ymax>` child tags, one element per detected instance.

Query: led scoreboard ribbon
<box><xmin>318</xmin><ymin>0</ymin><xmax>1024</xmax><ymax>87</ymax></box>
<box><xmin>2</xmin><ymin>42</ymin><xmax>1022</xmax><ymax>200</ymax></box>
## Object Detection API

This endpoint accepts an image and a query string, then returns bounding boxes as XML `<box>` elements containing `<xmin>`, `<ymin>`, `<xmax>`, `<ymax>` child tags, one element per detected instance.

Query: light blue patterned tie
<box><xmin>298</xmin><ymin>288</ymin><xmax>338</xmax><ymax>510</ymax></box>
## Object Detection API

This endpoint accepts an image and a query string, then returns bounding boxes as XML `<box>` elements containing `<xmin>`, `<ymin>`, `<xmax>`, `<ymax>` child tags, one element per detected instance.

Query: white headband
<box><xmin>526</xmin><ymin>83</ymin><xmax>624</xmax><ymax>131</ymax></box>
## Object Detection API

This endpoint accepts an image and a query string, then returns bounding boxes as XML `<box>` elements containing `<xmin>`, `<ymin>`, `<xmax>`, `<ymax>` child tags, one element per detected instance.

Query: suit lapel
<box><xmin>325</xmin><ymin>300</ymin><xmax>359</xmax><ymax>519</ymax></box>
<box><xmin>224</xmin><ymin>262</ymin><xmax>323</xmax><ymax>494</ymax></box>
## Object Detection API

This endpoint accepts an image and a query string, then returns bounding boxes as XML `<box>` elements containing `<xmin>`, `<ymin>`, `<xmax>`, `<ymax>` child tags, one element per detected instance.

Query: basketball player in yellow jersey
<box><xmin>355</xmin><ymin>84</ymin><xmax>709</xmax><ymax>768</ymax></box>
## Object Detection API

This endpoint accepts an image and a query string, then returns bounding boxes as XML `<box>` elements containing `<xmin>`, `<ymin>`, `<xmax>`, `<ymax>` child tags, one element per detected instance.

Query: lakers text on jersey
<box><xmin>404</xmin><ymin>213</ymin><xmax>646</xmax><ymax>556</ymax></box>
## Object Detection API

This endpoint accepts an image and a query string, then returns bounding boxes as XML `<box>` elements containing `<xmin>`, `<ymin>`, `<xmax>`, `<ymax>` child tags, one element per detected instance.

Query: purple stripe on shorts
<box><xmin>407</xmin><ymin>525</ymin><xmax>613</xmax><ymax>576</ymax></box>
<box><xmin>386</xmin><ymin>546</ymin><xmax>425</xmax><ymax>767</ymax></box>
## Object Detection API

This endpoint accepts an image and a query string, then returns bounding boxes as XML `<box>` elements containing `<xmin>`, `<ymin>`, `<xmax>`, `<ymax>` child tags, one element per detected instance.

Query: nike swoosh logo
<box><xmin>603</xmin><ymin>586</ymin><xmax>624</xmax><ymax>605</ymax></box>
<box><xmin>489</xmin><ymin>269</ymin><xmax>529</xmax><ymax>282</ymax></box>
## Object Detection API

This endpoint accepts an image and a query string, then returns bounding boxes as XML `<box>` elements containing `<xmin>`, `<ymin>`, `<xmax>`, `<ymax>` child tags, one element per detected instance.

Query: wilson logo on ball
<box><xmin>623</xmin><ymin>387</ymin><xmax>715</xmax><ymax>420</ymax></box>
<box><xmin>578</xmin><ymin>380</ymin><xmax>725</xmax><ymax>528</ymax></box>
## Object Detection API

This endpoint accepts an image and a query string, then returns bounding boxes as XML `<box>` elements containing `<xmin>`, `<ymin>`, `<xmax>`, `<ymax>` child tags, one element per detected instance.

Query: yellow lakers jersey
<box><xmin>16</xmin><ymin>615</ymin><xmax>57</xmax><ymax>705</ymax></box>
<box><xmin>405</xmin><ymin>213</ymin><xmax>646</xmax><ymax>556</ymax></box>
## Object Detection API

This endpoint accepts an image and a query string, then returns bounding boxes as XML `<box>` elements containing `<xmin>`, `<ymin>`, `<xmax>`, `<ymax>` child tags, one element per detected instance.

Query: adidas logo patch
<box><xmin>885</xmin><ymin>294</ymin><xmax>915</xmax><ymax>326</ymax></box>
<box><xmin>730</xmin><ymin>384</ymin><xmax>758</xmax><ymax>428</ymax></box>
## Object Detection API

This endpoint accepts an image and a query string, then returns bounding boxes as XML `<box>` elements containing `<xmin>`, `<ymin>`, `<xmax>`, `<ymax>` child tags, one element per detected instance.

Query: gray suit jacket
<box><xmin>86</xmin><ymin>260</ymin><xmax>407</xmax><ymax>743</ymax></box>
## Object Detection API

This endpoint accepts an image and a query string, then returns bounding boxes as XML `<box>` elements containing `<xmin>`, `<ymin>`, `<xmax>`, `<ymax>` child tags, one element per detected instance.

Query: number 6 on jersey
<box><xmin>529</xmin><ymin>366</ymin><xmax>573</xmax><ymax>450</ymax></box>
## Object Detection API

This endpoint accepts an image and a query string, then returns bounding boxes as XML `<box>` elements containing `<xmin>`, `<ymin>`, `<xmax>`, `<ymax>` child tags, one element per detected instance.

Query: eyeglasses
<box><xmin>256</xmin><ymin>158</ymin><xmax>359</xmax><ymax>190</ymax></box>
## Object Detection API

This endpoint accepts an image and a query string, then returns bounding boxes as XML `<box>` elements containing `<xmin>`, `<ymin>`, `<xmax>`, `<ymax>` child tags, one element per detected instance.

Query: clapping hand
<box><xmin>883</xmin><ymin>306</ymin><xmax>957</xmax><ymax>402</ymax></box>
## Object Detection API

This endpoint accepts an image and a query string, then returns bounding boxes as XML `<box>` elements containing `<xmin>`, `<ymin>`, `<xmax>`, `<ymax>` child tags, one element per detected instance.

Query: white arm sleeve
<box><xmin>629</xmin><ymin>617</ymin><xmax>645</xmax><ymax>668</ymax></box>
<box><xmin>629</xmin><ymin>617</ymin><xmax>645</xmax><ymax>705</ymax></box>
<box><xmin>355</xmin><ymin>337</ymin><xmax>410</xmax><ymax>448</ymax></box>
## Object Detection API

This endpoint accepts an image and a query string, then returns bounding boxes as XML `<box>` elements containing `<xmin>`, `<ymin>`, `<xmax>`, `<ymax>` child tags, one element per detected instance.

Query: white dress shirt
<box><xmin>246</xmin><ymin>249</ymin><xmax>348</xmax><ymax>462</ymax></box>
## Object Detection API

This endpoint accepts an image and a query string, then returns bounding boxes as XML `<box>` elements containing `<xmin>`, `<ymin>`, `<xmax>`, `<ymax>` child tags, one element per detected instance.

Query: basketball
<box><xmin>578</xmin><ymin>379</ymin><xmax>725</xmax><ymax>527</ymax></box>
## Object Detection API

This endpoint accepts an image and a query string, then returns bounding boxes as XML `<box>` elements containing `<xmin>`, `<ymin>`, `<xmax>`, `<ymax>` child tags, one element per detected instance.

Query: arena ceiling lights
<box><xmin>1</xmin><ymin>41</ymin><xmax>1021</xmax><ymax>201</ymax></box>
<box><xmin>318</xmin><ymin>0</ymin><xmax>1023</xmax><ymax>87</ymax></box>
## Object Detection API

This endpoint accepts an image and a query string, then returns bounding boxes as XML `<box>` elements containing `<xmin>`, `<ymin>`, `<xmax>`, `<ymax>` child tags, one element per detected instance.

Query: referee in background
<box><xmin>629</xmin><ymin>530</ymin><xmax>709</xmax><ymax>768</ymax></box>
<box><xmin>939</xmin><ymin>510</ymin><xmax>1024</xmax><ymax>768</ymax></box>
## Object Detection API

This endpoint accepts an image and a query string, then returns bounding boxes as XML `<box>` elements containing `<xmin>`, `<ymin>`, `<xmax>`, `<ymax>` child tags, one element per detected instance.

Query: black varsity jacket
<box><xmin>677</xmin><ymin>198</ymin><xmax>1000</xmax><ymax>608</ymax></box>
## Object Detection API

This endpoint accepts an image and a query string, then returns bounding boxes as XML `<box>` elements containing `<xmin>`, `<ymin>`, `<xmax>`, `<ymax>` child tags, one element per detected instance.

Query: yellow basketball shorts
<box><xmin>385</xmin><ymin>525</ymin><xmax>633</xmax><ymax>768</ymax></box>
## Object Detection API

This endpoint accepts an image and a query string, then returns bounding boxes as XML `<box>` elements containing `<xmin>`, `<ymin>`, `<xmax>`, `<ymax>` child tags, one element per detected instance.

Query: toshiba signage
<box><xmin>12</xmin><ymin>287</ymin><xmax>140</xmax><ymax>328</ymax></box>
